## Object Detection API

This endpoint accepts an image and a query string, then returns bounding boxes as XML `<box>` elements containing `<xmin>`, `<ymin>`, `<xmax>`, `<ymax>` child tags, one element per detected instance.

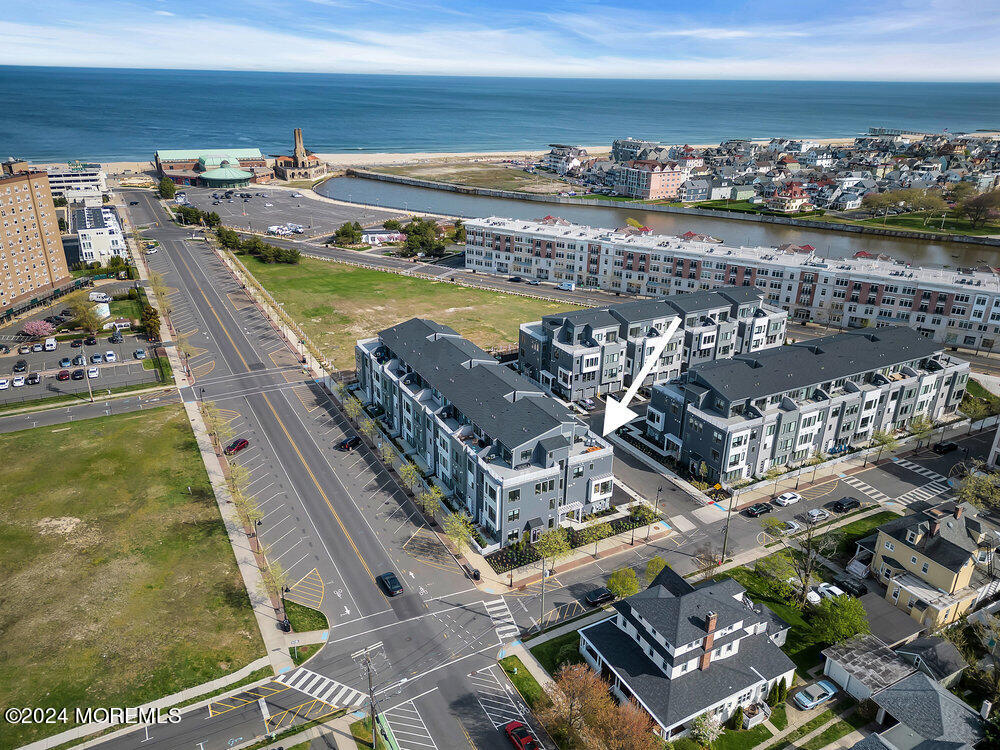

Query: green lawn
<box><xmin>529</xmin><ymin>631</ymin><xmax>583</xmax><ymax>675</ymax></box>
<box><xmin>963</xmin><ymin>378</ymin><xmax>1000</xmax><ymax>418</ymax></box>
<box><xmin>109</xmin><ymin>298</ymin><xmax>143</xmax><ymax>321</ymax></box>
<box><xmin>714</xmin><ymin>722</ymin><xmax>773</xmax><ymax>750</ymax></box>
<box><xmin>285</xmin><ymin>600</ymin><xmax>330</xmax><ymax>632</ymax></box>
<box><xmin>831</xmin><ymin>510</ymin><xmax>901</xmax><ymax>562</ymax></box>
<box><xmin>768</xmin><ymin>708</ymin><xmax>837</xmax><ymax>750</ymax></box>
<box><xmin>849</xmin><ymin>210</ymin><xmax>1000</xmax><ymax>236</ymax></box>
<box><xmin>800</xmin><ymin>713</ymin><xmax>868</xmax><ymax>750</ymax></box>
<box><xmin>769</xmin><ymin>703</ymin><xmax>788</xmax><ymax>730</ymax></box>
<box><xmin>291</xmin><ymin>643</ymin><xmax>323</xmax><ymax>666</ymax></box>
<box><xmin>0</xmin><ymin>405</ymin><xmax>263</xmax><ymax>748</ymax></box>
<box><xmin>241</xmin><ymin>255</ymin><xmax>580</xmax><ymax>368</ymax></box>
<box><xmin>499</xmin><ymin>655</ymin><xmax>548</xmax><ymax>711</ymax></box>
<box><xmin>350</xmin><ymin>716</ymin><xmax>389</xmax><ymax>749</ymax></box>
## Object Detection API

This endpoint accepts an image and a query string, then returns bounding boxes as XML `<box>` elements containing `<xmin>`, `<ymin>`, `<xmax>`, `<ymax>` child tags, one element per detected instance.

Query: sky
<box><xmin>1</xmin><ymin>0</ymin><xmax>999</xmax><ymax>80</ymax></box>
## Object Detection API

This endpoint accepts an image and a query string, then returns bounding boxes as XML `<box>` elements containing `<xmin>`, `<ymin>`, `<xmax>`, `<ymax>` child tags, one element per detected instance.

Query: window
<box><xmin>573</xmin><ymin>466</ymin><xmax>584</xmax><ymax>478</ymax></box>
<box><xmin>508</xmin><ymin>489</ymin><xmax>520</xmax><ymax>503</ymax></box>
<box><xmin>921</xmin><ymin>562</ymin><xmax>929</xmax><ymax>574</ymax></box>
<box><xmin>910</xmin><ymin>556</ymin><xmax>918</xmax><ymax>564</ymax></box>
<box><xmin>507</xmin><ymin>509</ymin><xmax>520</xmax><ymax>522</ymax></box>
<box><xmin>884</xmin><ymin>541</ymin><xmax>895</xmax><ymax>552</ymax></box>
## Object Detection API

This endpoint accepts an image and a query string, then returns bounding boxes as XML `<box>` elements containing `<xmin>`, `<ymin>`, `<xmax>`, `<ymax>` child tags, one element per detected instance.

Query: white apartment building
<box><xmin>73</xmin><ymin>207</ymin><xmax>126</xmax><ymax>264</ymax></box>
<box><xmin>44</xmin><ymin>168</ymin><xmax>107</xmax><ymax>196</ymax></box>
<box><xmin>465</xmin><ymin>216</ymin><xmax>1000</xmax><ymax>350</ymax></box>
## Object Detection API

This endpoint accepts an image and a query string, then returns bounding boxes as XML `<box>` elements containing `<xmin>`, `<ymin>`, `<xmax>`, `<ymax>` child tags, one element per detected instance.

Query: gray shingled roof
<box><xmin>896</xmin><ymin>637</ymin><xmax>968</xmax><ymax>681</ymax></box>
<box><xmin>872</xmin><ymin>672</ymin><xmax>983</xmax><ymax>748</ymax></box>
<box><xmin>882</xmin><ymin>502</ymin><xmax>998</xmax><ymax>574</ymax></box>
<box><xmin>822</xmin><ymin>635</ymin><xmax>915</xmax><ymax>693</ymax></box>
<box><xmin>687</xmin><ymin>327</ymin><xmax>943</xmax><ymax>403</ymax></box>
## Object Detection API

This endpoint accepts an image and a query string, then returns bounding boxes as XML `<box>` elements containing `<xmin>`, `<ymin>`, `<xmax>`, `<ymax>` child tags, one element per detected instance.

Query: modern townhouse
<box><xmin>73</xmin><ymin>206</ymin><xmax>127</xmax><ymax>264</ymax></box>
<box><xmin>643</xmin><ymin>327</ymin><xmax>969</xmax><ymax>483</ymax></box>
<box><xmin>465</xmin><ymin>216</ymin><xmax>1000</xmax><ymax>350</ymax></box>
<box><xmin>850</xmin><ymin>501</ymin><xmax>1000</xmax><ymax>629</ymax></box>
<box><xmin>518</xmin><ymin>287</ymin><xmax>786</xmax><ymax>402</ymax></box>
<box><xmin>678</xmin><ymin>179</ymin><xmax>710</xmax><ymax>202</ymax></box>
<box><xmin>578</xmin><ymin>571</ymin><xmax>795</xmax><ymax>742</ymax></box>
<box><xmin>356</xmin><ymin>318</ymin><xmax>614</xmax><ymax>548</ymax></box>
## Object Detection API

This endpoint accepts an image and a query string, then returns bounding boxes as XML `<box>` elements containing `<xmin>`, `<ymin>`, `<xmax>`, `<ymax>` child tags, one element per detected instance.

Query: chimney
<box><xmin>930</xmin><ymin>520</ymin><xmax>941</xmax><ymax>536</ymax></box>
<box><xmin>982</xmin><ymin>699</ymin><xmax>992</xmax><ymax>720</ymax></box>
<box><xmin>954</xmin><ymin>505</ymin><xmax>964</xmax><ymax>520</ymax></box>
<box><xmin>702</xmin><ymin>610</ymin><xmax>718</xmax><ymax>664</ymax></box>
<box><xmin>706</xmin><ymin>610</ymin><xmax>718</xmax><ymax>633</ymax></box>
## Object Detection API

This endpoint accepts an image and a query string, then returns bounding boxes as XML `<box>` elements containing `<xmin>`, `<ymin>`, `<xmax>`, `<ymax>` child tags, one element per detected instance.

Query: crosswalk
<box><xmin>275</xmin><ymin>667</ymin><xmax>366</xmax><ymax>708</ymax></box>
<box><xmin>894</xmin><ymin>458</ymin><xmax>949</xmax><ymax>485</ymax></box>
<box><xmin>895</xmin><ymin>481</ymin><xmax>951</xmax><ymax>506</ymax></box>
<box><xmin>483</xmin><ymin>598</ymin><xmax>520</xmax><ymax>642</ymax></box>
<box><xmin>839</xmin><ymin>475</ymin><xmax>891</xmax><ymax>504</ymax></box>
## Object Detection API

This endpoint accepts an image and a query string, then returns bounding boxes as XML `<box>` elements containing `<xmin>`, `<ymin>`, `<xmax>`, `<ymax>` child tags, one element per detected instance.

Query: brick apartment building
<box><xmin>0</xmin><ymin>171</ymin><xmax>72</xmax><ymax>313</ymax></box>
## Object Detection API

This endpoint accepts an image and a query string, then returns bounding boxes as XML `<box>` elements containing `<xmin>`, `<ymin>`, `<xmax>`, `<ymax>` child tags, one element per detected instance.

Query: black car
<box><xmin>110</xmin><ymin>333</ymin><xmax>123</xmax><ymax>344</ymax></box>
<box><xmin>84</xmin><ymin>336</ymin><xmax>97</xmax><ymax>346</ymax></box>
<box><xmin>745</xmin><ymin>503</ymin><xmax>772</xmax><ymax>518</ymax></box>
<box><xmin>71</xmin><ymin>369</ymin><xmax>85</xmax><ymax>380</ymax></box>
<box><xmin>932</xmin><ymin>441</ymin><xmax>958</xmax><ymax>455</ymax></box>
<box><xmin>70</xmin><ymin>339</ymin><xmax>83</xmax><ymax>348</ymax></box>
<box><xmin>508</xmin><ymin>276</ymin><xmax>524</xmax><ymax>283</ymax></box>
<box><xmin>336</xmin><ymin>435</ymin><xmax>362</xmax><ymax>451</ymax></box>
<box><xmin>61</xmin><ymin>308</ymin><xmax>74</xmax><ymax>317</ymax></box>
<box><xmin>836</xmin><ymin>577</ymin><xmax>868</xmax><ymax>597</ymax></box>
<box><xmin>13</xmin><ymin>359</ymin><xmax>27</xmax><ymax>373</ymax></box>
<box><xmin>26</xmin><ymin>373</ymin><xmax>40</xmax><ymax>385</ymax></box>
<box><xmin>584</xmin><ymin>587</ymin><xmax>614</xmax><ymax>606</ymax></box>
<box><xmin>129</xmin><ymin>201</ymin><xmax>139</xmax><ymax>206</ymax></box>
<box><xmin>377</xmin><ymin>571</ymin><xmax>404</xmax><ymax>596</ymax></box>
<box><xmin>832</xmin><ymin>496</ymin><xmax>861</xmax><ymax>513</ymax></box>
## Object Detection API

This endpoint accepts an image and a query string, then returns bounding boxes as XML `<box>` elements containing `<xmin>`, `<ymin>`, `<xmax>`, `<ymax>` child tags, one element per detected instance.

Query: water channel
<box><xmin>317</xmin><ymin>176</ymin><xmax>1000</xmax><ymax>268</ymax></box>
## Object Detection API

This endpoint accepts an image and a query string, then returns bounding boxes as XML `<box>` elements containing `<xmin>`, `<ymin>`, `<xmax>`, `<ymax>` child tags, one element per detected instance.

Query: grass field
<box><xmin>529</xmin><ymin>631</ymin><xmax>583</xmax><ymax>675</ymax></box>
<box><xmin>242</xmin><ymin>256</ymin><xmax>580</xmax><ymax>368</ymax></box>
<box><xmin>377</xmin><ymin>162</ymin><xmax>570</xmax><ymax>193</ymax></box>
<box><xmin>0</xmin><ymin>405</ymin><xmax>263</xmax><ymax>747</ymax></box>
<box><xmin>285</xmin><ymin>600</ymin><xmax>329</xmax><ymax>631</ymax></box>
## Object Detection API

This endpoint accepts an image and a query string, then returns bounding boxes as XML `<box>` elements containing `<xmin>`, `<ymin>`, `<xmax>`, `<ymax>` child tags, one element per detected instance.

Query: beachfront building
<box><xmin>273</xmin><ymin>128</ymin><xmax>328</xmax><ymax>181</ymax></box>
<box><xmin>614</xmin><ymin>160</ymin><xmax>688</xmax><ymax>200</ymax></box>
<box><xmin>0</xmin><ymin>171</ymin><xmax>73</xmax><ymax>313</ymax></box>
<box><xmin>518</xmin><ymin>287</ymin><xmax>786</xmax><ymax>402</ymax></box>
<box><xmin>356</xmin><ymin>318</ymin><xmax>614</xmax><ymax>547</ymax></box>
<box><xmin>542</xmin><ymin>145</ymin><xmax>588</xmax><ymax>175</ymax></box>
<box><xmin>43</xmin><ymin>166</ymin><xmax>107</xmax><ymax>196</ymax></box>
<box><xmin>578</xmin><ymin>573</ymin><xmax>795</xmax><ymax>742</ymax></box>
<box><xmin>154</xmin><ymin>148</ymin><xmax>273</xmax><ymax>187</ymax></box>
<box><xmin>644</xmin><ymin>327</ymin><xmax>969</xmax><ymax>483</ymax></box>
<box><xmin>464</xmin><ymin>216</ymin><xmax>1000</xmax><ymax>350</ymax></box>
<box><xmin>73</xmin><ymin>207</ymin><xmax>126</xmax><ymax>264</ymax></box>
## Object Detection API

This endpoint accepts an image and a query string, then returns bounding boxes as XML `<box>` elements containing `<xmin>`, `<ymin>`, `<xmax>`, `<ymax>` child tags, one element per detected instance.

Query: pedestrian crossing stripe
<box><xmin>484</xmin><ymin>598</ymin><xmax>520</xmax><ymax>642</ymax></box>
<box><xmin>275</xmin><ymin>667</ymin><xmax>366</xmax><ymax>707</ymax></box>
<box><xmin>839</xmin><ymin>475</ymin><xmax>891</xmax><ymax>503</ymax></box>
<box><xmin>895</xmin><ymin>459</ymin><xmax>949</xmax><ymax>485</ymax></box>
<box><xmin>894</xmin><ymin>481</ymin><xmax>952</xmax><ymax>506</ymax></box>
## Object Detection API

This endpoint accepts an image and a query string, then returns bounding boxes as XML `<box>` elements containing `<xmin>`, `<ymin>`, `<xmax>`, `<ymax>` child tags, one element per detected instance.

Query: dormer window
<box><xmin>906</xmin><ymin>531</ymin><xmax>917</xmax><ymax>543</ymax></box>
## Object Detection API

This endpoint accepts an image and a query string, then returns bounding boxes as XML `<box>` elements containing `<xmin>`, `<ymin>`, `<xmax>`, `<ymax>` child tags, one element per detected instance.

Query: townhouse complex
<box><xmin>518</xmin><ymin>287</ymin><xmax>786</xmax><ymax>402</ymax></box>
<box><xmin>356</xmin><ymin>318</ymin><xmax>614</xmax><ymax>548</ymax></box>
<box><xmin>465</xmin><ymin>216</ymin><xmax>1000</xmax><ymax>350</ymax></box>
<box><xmin>579</xmin><ymin>571</ymin><xmax>795</xmax><ymax>741</ymax></box>
<box><xmin>852</xmin><ymin>501</ymin><xmax>1000</xmax><ymax>628</ymax></box>
<box><xmin>644</xmin><ymin>327</ymin><xmax>969</xmax><ymax>483</ymax></box>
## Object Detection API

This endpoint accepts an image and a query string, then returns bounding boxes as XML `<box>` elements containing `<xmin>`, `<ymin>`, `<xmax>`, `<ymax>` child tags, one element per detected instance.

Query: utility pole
<box><xmin>538</xmin><ymin>554</ymin><xmax>547</xmax><ymax>632</ymax></box>
<box><xmin>721</xmin><ymin>487</ymin><xmax>736</xmax><ymax>563</ymax></box>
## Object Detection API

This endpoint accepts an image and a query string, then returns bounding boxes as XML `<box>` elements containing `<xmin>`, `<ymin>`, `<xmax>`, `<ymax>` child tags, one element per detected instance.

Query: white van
<box><xmin>43</xmin><ymin>337</ymin><xmax>57</xmax><ymax>351</ymax></box>
<box><xmin>557</xmin><ymin>281</ymin><xmax>576</xmax><ymax>291</ymax></box>
<box><xmin>89</xmin><ymin>291</ymin><xmax>110</xmax><ymax>303</ymax></box>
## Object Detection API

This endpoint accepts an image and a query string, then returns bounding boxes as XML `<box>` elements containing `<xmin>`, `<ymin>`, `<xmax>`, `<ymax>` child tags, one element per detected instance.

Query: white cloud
<box><xmin>154</xmin><ymin>10</ymin><xmax>174</xmax><ymax>15</ymax></box>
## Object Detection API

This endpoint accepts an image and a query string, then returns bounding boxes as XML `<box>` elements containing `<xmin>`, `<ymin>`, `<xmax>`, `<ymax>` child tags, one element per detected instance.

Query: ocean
<box><xmin>2</xmin><ymin>66</ymin><xmax>1000</xmax><ymax>162</ymax></box>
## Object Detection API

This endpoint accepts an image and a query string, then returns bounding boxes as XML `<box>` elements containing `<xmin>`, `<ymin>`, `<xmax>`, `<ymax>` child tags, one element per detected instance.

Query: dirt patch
<box><xmin>36</xmin><ymin>516</ymin><xmax>82</xmax><ymax>535</ymax></box>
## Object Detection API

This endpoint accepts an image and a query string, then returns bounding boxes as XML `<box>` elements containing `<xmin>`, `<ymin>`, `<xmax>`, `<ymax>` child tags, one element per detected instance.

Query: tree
<box><xmin>416</xmin><ymin>485</ymin><xmax>443</xmax><ymax>521</ymax></box>
<box><xmin>343</xmin><ymin>397</ymin><xmax>362</xmax><ymax>421</ymax></box>
<box><xmin>765</xmin><ymin>682</ymin><xmax>779</xmax><ymax>707</ymax></box>
<box><xmin>574</xmin><ymin>525</ymin><xmax>601</xmax><ymax>559</ymax></box>
<box><xmin>217</xmin><ymin>226</ymin><xmax>241</xmax><ymax>249</ymax></box>
<box><xmin>58</xmin><ymin>216</ymin><xmax>68</xmax><ymax>232</ymax></box>
<box><xmin>690</xmin><ymin>713</ymin><xmax>724</xmax><ymax>747</ymax></box>
<box><xmin>443</xmin><ymin>512</ymin><xmax>474</xmax><ymax>554</ymax></box>
<box><xmin>598</xmin><ymin>700</ymin><xmax>659</xmax><ymax>750</ymax></box>
<box><xmin>810</xmin><ymin>596</ymin><xmax>870</xmax><ymax>644</ymax></box>
<box><xmin>158</xmin><ymin>177</ymin><xmax>177</xmax><ymax>199</ymax></box>
<box><xmin>908</xmin><ymin>415</ymin><xmax>935</xmax><ymax>448</ymax></box>
<box><xmin>870</xmin><ymin>430</ymin><xmax>899</xmax><ymax>463</ymax></box>
<box><xmin>383</xmin><ymin>219</ymin><xmax>401</xmax><ymax>231</ymax></box>
<box><xmin>333</xmin><ymin>221</ymin><xmax>363</xmax><ymax>245</ymax></box>
<box><xmin>23</xmin><ymin>319</ymin><xmax>55</xmax><ymax>338</ymax></box>
<box><xmin>378</xmin><ymin>441</ymin><xmax>396</xmax><ymax>468</ymax></box>
<box><xmin>535</xmin><ymin>527</ymin><xmax>571</xmax><ymax>629</ymax></box>
<box><xmin>645</xmin><ymin>555</ymin><xmax>668</xmax><ymax>587</ymax></box>
<box><xmin>777</xmin><ymin>678</ymin><xmax>788</xmax><ymax>704</ymax></box>
<box><xmin>956</xmin><ymin>467</ymin><xmax>1000</xmax><ymax>509</ymax></box>
<box><xmin>959</xmin><ymin>189</ymin><xmax>1000</xmax><ymax>228</ymax></box>
<box><xmin>539</xmin><ymin>663</ymin><xmax>613</xmax><ymax>742</ymax></box>
<box><xmin>751</xmin><ymin>549</ymin><xmax>798</xmax><ymax>599</ymax></box>
<box><xmin>359</xmin><ymin>417</ymin><xmax>378</xmax><ymax>444</ymax></box>
<box><xmin>606</xmin><ymin>567</ymin><xmax>640</xmax><ymax>600</ymax></box>
<box><xmin>259</xmin><ymin>559</ymin><xmax>289</xmax><ymax>605</ymax></box>
<box><xmin>452</xmin><ymin>218</ymin><xmax>466</xmax><ymax>244</ymax></box>
<box><xmin>729</xmin><ymin>705</ymin><xmax>744</xmax><ymax>731</ymax></box>
<box><xmin>398</xmin><ymin>461</ymin><xmax>420</xmax><ymax>495</ymax></box>
<box><xmin>399</xmin><ymin>217</ymin><xmax>447</xmax><ymax>258</ymax></box>
<box><xmin>761</xmin><ymin>518</ymin><xmax>841</xmax><ymax>606</ymax></box>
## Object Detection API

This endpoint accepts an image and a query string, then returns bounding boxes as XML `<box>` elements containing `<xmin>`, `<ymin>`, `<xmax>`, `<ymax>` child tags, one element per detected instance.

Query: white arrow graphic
<box><xmin>603</xmin><ymin>316</ymin><xmax>680</xmax><ymax>436</ymax></box>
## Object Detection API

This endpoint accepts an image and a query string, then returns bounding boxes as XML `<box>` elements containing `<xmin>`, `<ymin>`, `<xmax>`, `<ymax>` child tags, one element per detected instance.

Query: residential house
<box><xmin>678</xmin><ymin>179</ymin><xmax>710</xmax><ymax>202</ymax></box>
<box><xmin>543</xmin><ymin>145</ymin><xmax>588</xmax><ymax>175</ymax></box>
<box><xmin>895</xmin><ymin>636</ymin><xmax>968</xmax><ymax>687</ymax></box>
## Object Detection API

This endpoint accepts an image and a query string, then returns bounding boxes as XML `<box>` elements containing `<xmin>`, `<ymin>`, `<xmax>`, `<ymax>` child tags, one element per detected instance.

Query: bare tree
<box><xmin>761</xmin><ymin>517</ymin><xmax>841</xmax><ymax>606</ymax></box>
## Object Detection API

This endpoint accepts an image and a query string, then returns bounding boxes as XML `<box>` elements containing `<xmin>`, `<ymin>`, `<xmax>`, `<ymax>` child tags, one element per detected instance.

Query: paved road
<box><xmin>0</xmin><ymin>390</ymin><xmax>180</xmax><ymax>434</ymax></box>
<box><xmin>94</xmin><ymin>191</ymin><xmax>549</xmax><ymax>750</ymax></box>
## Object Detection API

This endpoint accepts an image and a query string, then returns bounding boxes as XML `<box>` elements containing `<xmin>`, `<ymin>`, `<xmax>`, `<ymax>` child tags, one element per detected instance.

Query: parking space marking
<box><xmin>381</xmin><ymin>700</ymin><xmax>438</xmax><ymax>750</ymax></box>
<box><xmin>468</xmin><ymin>666</ymin><xmax>536</xmax><ymax>736</ymax></box>
<box><xmin>401</xmin><ymin>528</ymin><xmax>462</xmax><ymax>573</ymax></box>
<box><xmin>207</xmin><ymin>681</ymin><xmax>289</xmax><ymax>717</ymax></box>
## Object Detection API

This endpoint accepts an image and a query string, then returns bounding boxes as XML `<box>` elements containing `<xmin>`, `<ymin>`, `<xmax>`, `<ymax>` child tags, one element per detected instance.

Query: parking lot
<box><xmin>180</xmin><ymin>187</ymin><xmax>406</xmax><ymax>240</ymax></box>
<box><xmin>0</xmin><ymin>333</ymin><xmax>161</xmax><ymax>407</ymax></box>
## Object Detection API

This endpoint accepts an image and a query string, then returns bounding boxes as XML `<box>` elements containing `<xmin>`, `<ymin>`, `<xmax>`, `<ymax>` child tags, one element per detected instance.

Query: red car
<box><xmin>56</xmin><ymin>369</ymin><xmax>71</xmax><ymax>381</ymax></box>
<box><xmin>224</xmin><ymin>438</ymin><xmax>249</xmax><ymax>456</ymax></box>
<box><xmin>503</xmin><ymin>721</ymin><xmax>540</xmax><ymax>750</ymax></box>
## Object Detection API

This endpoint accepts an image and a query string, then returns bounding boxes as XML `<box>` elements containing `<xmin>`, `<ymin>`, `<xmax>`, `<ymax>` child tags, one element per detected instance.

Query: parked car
<box><xmin>70</xmin><ymin>354</ymin><xmax>84</xmax><ymax>366</ymax></box>
<box><xmin>745</xmin><ymin>503</ymin><xmax>772</xmax><ymax>518</ymax></box>
<box><xmin>508</xmin><ymin>276</ymin><xmax>524</xmax><ymax>283</ymax></box>
<box><xmin>224</xmin><ymin>438</ymin><xmax>249</xmax><ymax>456</ymax></box>
<box><xmin>91</xmin><ymin>353</ymin><xmax>103</xmax><ymax>364</ymax></box>
<box><xmin>13</xmin><ymin>359</ymin><xmax>27</xmax><ymax>373</ymax></box>
<box><xmin>526</xmin><ymin>279</ymin><xmax>541</xmax><ymax>285</ymax></box>
<box><xmin>836</xmin><ymin>577</ymin><xmax>868</xmax><ymax>597</ymax></box>
<box><xmin>18</xmin><ymin>345</ymin><xmax>31</xmax><ymax>355</ymax></box>
<box><xmin>932</xmin><ymin>442</ymin><xmax>958</xmax><ymax>455</ymax></box>
<box><xmin>585</xmin><ymin>587</ymin><xmax>615</xmax><ymax>606</ymax></box>
<box><xmin>133</xmin><ymin>349</ymin><xmax>147</xmax><ymax>360</ymax></box>
<box><xmin>70</xmin><ymin>338</ymin><xmax>83</xmax><ymax>348</ymax></box>
<box><xmin>56</xmin><ymin>370</ymin><xmax>71</xmax><ymax>381</ymax></box>
<box><xmin>817</xmin><ymin>582</ymin><xmax>846</xmax><ymax>600</ymax></box>
<box><xmin>11</xmin><ymin>375</ymin><xmax>25</xmax><ymax>387</ymax></box>
<box><xmin>71</xmin><ymin>369</ymin><xmax>85</xmax><ymax>380</ymax></box>
<box><xmin>26</xmin><ymin>373</ymin><xmax>40</xmax><ymax>385</ymax></box>
<box><xmin>146</xmin><ymin>247</ymin><xmax>158</xmax><ymax>254</ymax></box>
<box><xmin>129</xmin><ymin>200</ymin><xmax>139</xmax><ymax>205</ymax></box>
<box><xmin>580</xmin><ymin>398</ymin><xmax>597</xmax><ymax>411</ymax></box>
<box><xmin>336</xmin><ymin>436</ymin><xmax>362</xmax><ymax>452</ymax></box>
<box><xmin>806</xmin><ymin>508</ymin><xmax>831</xmax><ymax>524</ymax></box>
<box><xmin>87</xmin><ymin>367</ymin><xmax>99</xmax><ymax>379</ymax></box>
<box><xmin>0</xmin><ymin>378</ymin><xmax>8</xmax><ymax>390</ymax></box>
<box><xmin>775</xmin><ymin>520</ymin><xmax>801</xmax><ymax>535</ymax></box>
<box><xmin>503</xmin><ymin>721</ymin><xmax>540</xmax><ymax>750</ymax></box>
<box><xmin>105</xmin><ymin>351</ymin><xmax>117</xmax><ymax>363</ymax></box>
<box><xmin>773</xmin><ymin>492</ymin><xmax>801</xmax><ymax>507</ymax></box>
<box><xmin>377</xmin><ymin>571</ymin><xmax>404</xmax><ymax>596</ymax></box>
<box><xmin>793</xmin><ymin>680</ymin><xmax>838</xmax><ymax>710</ymax></box>
<box><xmin>110</xmin><ymin>333</ymin><xmax>123</xmax><ymax>343</ymax></box>
<box><xmin>831</xmin><ymin>496</ymin><xmax>861</xmax><ymax>513</ymax></box>
<box><xmin>84</xmin><ymin>336</ymin><xmax>97</xmax><ymax>346</ymax></box>
<box><xmin>31</xmin><ymin>343</ymin><xmax>43</xmax><ymax>352</ymax></box>
<box><xmin>59</xmin><ymin>357</ymin><xmax>72</xmax><ymax>368</ymax></box>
